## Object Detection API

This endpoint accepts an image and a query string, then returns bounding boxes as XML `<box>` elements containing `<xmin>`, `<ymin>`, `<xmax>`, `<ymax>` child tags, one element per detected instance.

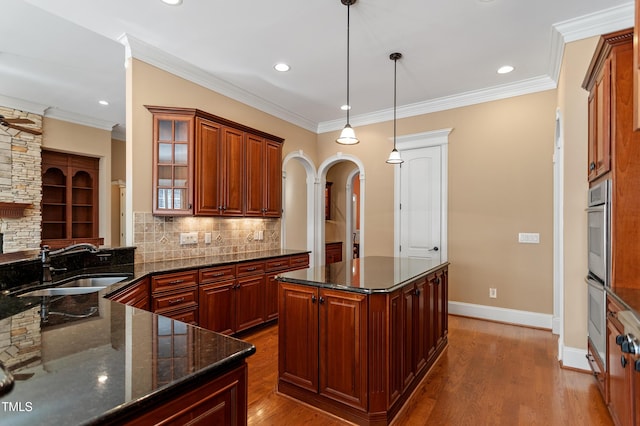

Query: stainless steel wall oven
<box><xmin>586</xmin><ymin>179</ymin><xmax>610</xmax><ymax>368</ymax></box>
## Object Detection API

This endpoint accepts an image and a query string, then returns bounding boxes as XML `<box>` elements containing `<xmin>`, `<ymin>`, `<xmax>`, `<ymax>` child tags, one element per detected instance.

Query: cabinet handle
<box><xmin>168</xmin><ymin>297</ymin><xmax>185</xmax><ymax>305</ymax></box>
<box><xmin>621</xmin><ymin>355</ymin><xmax>628</xmax><ymax>368</ymax></box>
<box><xmin>311</xmin><ymin>295</ymin><xmax>317</xmax><ymax>303</ymax></box>
<box><xmin>589</xmin><ymin>162</ymin><xmax>596</xmax><ymax>171</ymax></box>
<box><xmin>415</xmin><ymin>288</ymin><xmax>420</xmax><ymax>296</ymax></box>
<box><xmin>168</xmin><ymin>279</ymin><xmax>185</xmax><ymax>285</ymax></box>
<box><xmin>212</xmin><ymin>272</ymin><xmax>225</xmax><ymax>277</ymax></box>
<box><xmin>246</xmin><ymin>267</ymin><xmax>257</xmax><ymax>271</ymax></box>
<box><xmin>434</xmin><ymin>277</ymin><xmax>440</xmax><ymax>285</ymax></box>
<box><xmin>319</xmin><ymin>297</ymin><xmax>325</xmax><ymax>304</ymax></box>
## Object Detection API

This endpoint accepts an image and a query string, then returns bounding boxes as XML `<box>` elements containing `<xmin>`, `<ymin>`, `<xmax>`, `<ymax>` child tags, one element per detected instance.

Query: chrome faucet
<box><xmin>40</xmin><ymin>243</ymin><xmax>100</xmax><ymax>283</ymax></box>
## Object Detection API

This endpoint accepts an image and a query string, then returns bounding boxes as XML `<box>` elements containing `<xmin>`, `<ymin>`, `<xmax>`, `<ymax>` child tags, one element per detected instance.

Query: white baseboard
<box><xmin>448</xmin><ymin>301</ymin><xmax>590</xmax><ymax>372</ymax></box>
<box><xmin>561</xmin><ymin>345</ymin><xmax>590</xmax><ymax>371</ymax></box>
<box><xmin>448</xmin><ymin>301</ymin><xmax>553</xmax><ymax>329</ymax></box>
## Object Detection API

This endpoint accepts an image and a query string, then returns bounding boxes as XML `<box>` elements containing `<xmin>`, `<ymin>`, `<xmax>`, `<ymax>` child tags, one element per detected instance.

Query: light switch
<box><xmin>518</xmin><ymin>232</ymin><xmax>540</xmax><ymax>244</ymax></box>
<box><xmin>204</xmin><ymin>232</ymin><xmax>212</xmax><ymax>244</ymax></box>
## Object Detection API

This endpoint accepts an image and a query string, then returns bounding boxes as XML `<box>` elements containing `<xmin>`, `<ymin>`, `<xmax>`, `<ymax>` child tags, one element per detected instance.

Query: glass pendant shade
<box><xmin>386</xmin><ymin>148</ymin><xmax>403</xmax><ymax>164</ymax></box>
<box><xmin>337</xmin><ymin>124</ymin><xmax>359</xmax><ymax>145</ymax></box>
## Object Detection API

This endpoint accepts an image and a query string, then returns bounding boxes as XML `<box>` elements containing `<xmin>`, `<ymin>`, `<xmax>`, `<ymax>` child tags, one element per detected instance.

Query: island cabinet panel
<box><xmin>278</xmin><ymin>282</ymin><xmax>319</xmax><ymax>392</ymax></box>
<box><xmin>319</xmin><ymin>289</ymin><xmax>368</xmax><ymax>410</ymax></box>
<box><xmin>278</xmin><ymin>261</ymin><xmax>449</xmax><ymax>426</ymax></box>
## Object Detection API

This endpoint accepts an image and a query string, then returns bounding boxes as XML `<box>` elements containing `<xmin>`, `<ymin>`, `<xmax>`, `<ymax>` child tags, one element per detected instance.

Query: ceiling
<box><xmin>0</xmin><ymin>0</ymin><xmax>634</xmax><ymax>136</ymax></box>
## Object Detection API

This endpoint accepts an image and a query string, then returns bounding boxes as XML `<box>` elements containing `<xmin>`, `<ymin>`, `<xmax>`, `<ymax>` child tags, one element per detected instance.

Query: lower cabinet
<box><xmin>607</xmin><ymin>296</ymin><xmax>638</xmax><ymax>426</ymax></box>
<box><xmin>278</xmin><ymin>264</ymin><xmax>449</xmax><ymax>425</ymax></box>
<box><xmin>107</xmin><ymin>277</ymin><xmax>150</xmax><ymax>310</ymax></box>
<box><xmin>124</xmin><ymin>361</ymin><xmax>248</xmax><ymax>426</ymax></box>
<box><xmin>151</xmin><ymin>270</ymin><xmax>199</xmax><ymax>325</ymax></box>
<box><xmin>279</xmin><ymin>283</ymin><xmax>368</xmax><ymax>410</ymax></box>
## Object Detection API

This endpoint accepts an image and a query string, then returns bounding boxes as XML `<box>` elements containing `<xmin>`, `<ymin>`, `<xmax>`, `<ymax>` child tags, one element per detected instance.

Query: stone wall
<box><xmin>133</xmin><ymin>213</ymin><xmax>281</xmax><ymax>263</ymax></box>
<box><xmin>0</xmin><ymin>107</ymin><xmax>42</xmax><ymax>252</ymax></box>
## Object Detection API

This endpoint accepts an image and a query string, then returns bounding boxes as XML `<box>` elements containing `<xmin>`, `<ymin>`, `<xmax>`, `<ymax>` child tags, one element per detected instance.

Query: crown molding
<box><xmin>0</xmin><ymin>95</ymin><xmax>48</xmax><ymax>116</ymax></box>
<box><xmin>118</xmin><ymin>33</ymin><xmax>318</xmax><ymax>133</ymax></box>
<box><xmin>45</xmin><ymin>108</ymin><xmax>117</xmax><ymax>131</ymax></box>
<box><xmin>318</xmin><ymin>76</ymin><xmax>556</xmax><ymax>134</ymax></box>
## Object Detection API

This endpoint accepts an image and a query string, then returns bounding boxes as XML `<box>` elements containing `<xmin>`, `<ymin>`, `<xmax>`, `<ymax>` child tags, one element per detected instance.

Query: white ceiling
<box><xmin>0</xmin><ymin>0</ymin><xmax>634</xmax><ymax>136</ymax></box>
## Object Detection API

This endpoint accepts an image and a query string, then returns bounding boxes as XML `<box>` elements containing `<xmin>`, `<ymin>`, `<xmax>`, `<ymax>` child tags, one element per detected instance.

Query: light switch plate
<box><xmin>518</xmin><ymin>232</ymin><xmax>540</xmax><ymax>244</ymax></box>
<box><xmin>204</xmin><ymin>232</ymin><xmax>212</xmax><ymax>244</ymax></box>
<box><xmin>180</xmin><ymin>232</ymin><xmax>198</xmax><ymax>245</ymax></box>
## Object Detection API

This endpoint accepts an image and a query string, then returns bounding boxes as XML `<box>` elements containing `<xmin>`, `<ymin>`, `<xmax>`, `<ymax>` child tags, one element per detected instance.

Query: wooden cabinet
<box><xmin>246</xmin><ymin>135</ymin><xmax>282</xmax><ymax>217</ymax></box>
<box><xmin>279</xmin><ymin>283</ymin><xmax>368</xmax><ymax>410</ymax></box>
<box><xmin>607</xmin><ymin>296</ymin><xmax>635</xmax><ymax>426</ymax></box>
<box><xmin>278</xmin><ymin>263</ymin><xmax>449</xmax><ymax>425</ymax></box>
<box><xmin>147</xmin><ymin>106</ymin><xmax>284</xmax><ymax>218</ymax></box>
<box><xmin>149</xmin><ymin>110</ymin><xmax>194</xmax><ymax>215</ymax></box>
<box><xmin>583</xmin><ymin>29</ymin><xmax>640</xmax><ymax>290</ymax></box>
<box><xmin>107</xmin><ymin>277</ymin><xmax>150</xmax><ymax>310</ymax></box>
<box><xmin>151</xmin><ymin>270</ymin><xmax>199</xmax><ymax>324</ymax></box>
<box><xmin>126</xmin><ymin>361</ymin><xmax>248</xmax><ymax>426</ymax></box>
<box><xmin>325</xmin><ymin>241</ymin><xmax>343</xmax><ymax>265</ymax></box>
<box><xmin>41</xmin><ymin>150</ymin><xmax>103</xmax><ymax>249</ymax></box>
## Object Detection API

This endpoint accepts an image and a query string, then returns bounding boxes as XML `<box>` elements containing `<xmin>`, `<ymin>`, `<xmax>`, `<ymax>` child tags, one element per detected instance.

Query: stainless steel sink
<box><xmin>17</xmin><ymin>275</ymin><xmax>129</xmax><ymax>298</ymax></box>
<box><xmin>18</xmin><ymin>286</ymin><xmax>107</xmax><ymax>297</ymax></box>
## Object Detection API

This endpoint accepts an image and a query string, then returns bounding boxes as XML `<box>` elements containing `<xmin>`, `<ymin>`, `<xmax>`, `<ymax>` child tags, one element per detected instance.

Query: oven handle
<box><xmin>585</xmin><ymin>206</ymin><xmax>605</xmax><ymax>213</ymax></box>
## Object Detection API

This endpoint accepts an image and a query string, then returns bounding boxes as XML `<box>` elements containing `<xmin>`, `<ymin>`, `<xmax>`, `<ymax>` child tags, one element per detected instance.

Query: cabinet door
<box><xmin>195</xmin><ymin>118</ymin><xmax>223</xmax><ymax>216</ymax></box>
<box><xmin>278</xmin><ymin>283</ymin><xmax>318</xmax><ymax>392</ymax></box>
<box><xmin>608</xmin><ymin>320</ymin><xmax>634</xmax><ymax>426</ymax></box>
<box><xmin>221</xmin><ymin>127</ymin><xmax>244</xmax><ymax>216</ymax></box>
<box><xmin>590</xmin><ymin>60</ymin><xmax>611</xmax><ymax>181</ymax></box>
<box><xmin>235</xmin><ymin>274</ymin><xmax>265</xmax><ymax>333</ymax></box>
<box><xmin>265</xmin><ymin>272</ymin><xmax>279</xmax><ymax>321</ymax></box>
<box><xmin>264</xmin><ymin>139</ymin><xmax>282</xmax><ymax>217</ymax></box>
<box><xmin>199</xmin><ymin>280</ymin><xmax>235</xmax><ymax>335</ymax></box>
<box><xmin>245</xmin><ymin>134</ymin><xmax>265</xmax><ymax>217</ymax></box>
<box><xmin>318</xmin><ymin>289</ymin><xmax>368</xmax><ymax>410</ymax></box>
<box><xmin>152</xmin><ymin>113</ymin><xmax>194</xmax><ymax>215</ymax></box>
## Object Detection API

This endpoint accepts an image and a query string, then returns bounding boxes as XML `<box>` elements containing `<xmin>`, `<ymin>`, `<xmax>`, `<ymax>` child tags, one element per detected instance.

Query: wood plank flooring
<box><xmin>244</xmin><ymin>315</ymin><xmax>613</xmax><ymax>425</ymax></box>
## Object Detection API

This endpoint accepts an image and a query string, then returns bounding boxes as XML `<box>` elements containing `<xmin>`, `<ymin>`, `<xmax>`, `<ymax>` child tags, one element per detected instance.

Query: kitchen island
<box><xmin>277</xmin><ymin>256</ymin><xmax>449</xmax><ymax>426</ymax></box>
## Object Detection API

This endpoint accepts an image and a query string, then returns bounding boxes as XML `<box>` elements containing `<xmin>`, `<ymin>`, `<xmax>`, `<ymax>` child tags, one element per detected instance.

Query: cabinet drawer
<box><xmin>266</xmin><ymin>257</ymin><xmax>290</xmax><ymax>272</ymax></box>
<box><xmin>237</xmin><ymin>260</ymin><xmax>265</xmax><ymax>276</ymax></box>
<box><xmin>153</xmin><ymin>288</ymin><xmax>198</xmax><ymax>312</ymax></box>
<box><xmin>199</xmin><ymin>265</ymin><xmax>236</xmax><ymax>283</ymax></box>
<box><xmin>152</xmin><ymin>270</ymin><xmax>198</xmax><ymax>294</ymax></box>
<box><xmin>157</xmin><ymin>305</ymin><xmax>198</xmax><ymax>325</ymax></box>
<box><xmin>289</xmin><ymin>254</ymin><xmax>310</xmax><ymax>270</ymax></box>
<box><xmin>109</xmin><ymin>278</ymin><xmax>150</xmax><ymax>307</ymax></box>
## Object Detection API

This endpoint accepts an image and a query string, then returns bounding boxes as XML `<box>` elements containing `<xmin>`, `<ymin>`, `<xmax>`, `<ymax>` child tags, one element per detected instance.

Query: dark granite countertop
<box><xmin>0</xmin><ymin>248</ymin><xmax>313</xmax><ymax>425</ymax></box>
<box><xmin>277</xmin><ymin>256</ymin><xmax>449</xmax><ymax>294</ymax></box>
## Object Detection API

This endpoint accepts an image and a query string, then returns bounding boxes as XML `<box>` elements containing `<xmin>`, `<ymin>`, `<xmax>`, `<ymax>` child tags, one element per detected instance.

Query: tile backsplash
<box><xmin>133</xmin><ymin>212</ymin><xmax>281</xmax><ymax>263</ymax></box>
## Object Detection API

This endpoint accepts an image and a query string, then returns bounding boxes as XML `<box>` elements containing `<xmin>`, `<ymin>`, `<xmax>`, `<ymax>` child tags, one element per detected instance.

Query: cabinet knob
<box><xmin>311</xmin><ymin>295</ymin><xmax>316</xmax><ymax>303</ymax></box>
<box><xmin>434</xmin><ymin>277</ymin><xmax>440</xmax><ymax>285</ymax></box>
<box><xmin>635</xmin><ymin>359</ymin><xmax>640</xmax><ymax>372</ymax></box>
<box><xmin>319</xmin><ymin>297</ymin><xmax>325</xmax><ymax>304</ymax></box>
<box><xmin>589</xmin><ymin>162</ymin><xmax>596</xmax><ymax>171</ymax></box>
<box><xmin>415</xmin><ymin>288</ymin><xmax>420</xmax><ymax>296</ymax></box>
<box><xmin>621</xmin><ymin>355</ymin><xmax>628</xmax><ymax>368</ymax></box>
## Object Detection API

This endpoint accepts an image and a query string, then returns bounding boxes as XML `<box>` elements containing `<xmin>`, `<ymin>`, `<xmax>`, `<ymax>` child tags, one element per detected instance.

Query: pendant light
<box><xmin>336</xmin><ymin>0</ymin><xmax>359</xmax><ymax>145</ymax></box>
<box><xmin>386</xmin><ymin>52</ymin><xmax>404</xmax><ymax>164</ymax></box>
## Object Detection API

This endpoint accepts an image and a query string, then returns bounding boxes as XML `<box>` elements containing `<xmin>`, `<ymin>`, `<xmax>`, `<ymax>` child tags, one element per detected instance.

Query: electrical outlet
<box><xmin>489</xmin><ymin>288</ymin><xmax>497</xmax><ymax>298</ymax></box>
<box><xmin>518</xmin><ymin>232</ymin><xmax>540</xmax><ymax>244</ymax></box>
<box><xmin>179</xmin><ymin>232</ymin><xmax>198</xmax><ymax>245</ymax></box>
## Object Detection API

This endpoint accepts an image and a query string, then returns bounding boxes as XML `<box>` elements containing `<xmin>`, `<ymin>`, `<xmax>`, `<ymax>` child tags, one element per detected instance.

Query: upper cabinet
<box><xmin>146</xmin><ymin>106</ymin><xmax>284</xmax><ymax>217</ymax></box>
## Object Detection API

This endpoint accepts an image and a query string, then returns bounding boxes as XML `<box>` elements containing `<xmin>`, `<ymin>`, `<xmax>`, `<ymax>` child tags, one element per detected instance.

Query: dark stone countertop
<box><xmin>0</xmin><ymin>248</ymin><xmax>313</xmax><ymax>425</ymax></box>
<box><xmin>277</xmin><ymin>256</ymin><xmax>449</xmax><ymax>294</ymax></box>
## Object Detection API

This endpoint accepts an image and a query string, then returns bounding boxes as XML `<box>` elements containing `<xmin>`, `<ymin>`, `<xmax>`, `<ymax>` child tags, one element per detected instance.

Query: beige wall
<box><xmin>557</xmin><ymin>36</ymin><xmax>598</xmax><ymax>349</ymax></box>
<box><xmin>42</xmin><ymin>117</ymin><xmax>113</xmax><ymax>246</ymax></box>
<box><xmin>317</xmin><ymin>91</ymin><xmax>556</xmax><ymax>314</ymax></box>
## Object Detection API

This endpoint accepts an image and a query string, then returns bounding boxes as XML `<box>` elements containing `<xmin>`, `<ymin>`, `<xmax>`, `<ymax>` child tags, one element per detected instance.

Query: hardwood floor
<box><xmin>244</xmin><ymin>315</ymin><xmax>613</xmax><ymax>425</ymax></box>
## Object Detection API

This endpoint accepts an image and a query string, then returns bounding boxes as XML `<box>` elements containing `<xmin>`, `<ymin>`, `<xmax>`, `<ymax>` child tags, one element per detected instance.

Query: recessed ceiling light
<box><xmin>161</xmin><ymin>0</ymin><xmax>183</xmax><ymax>5</ymax></box>
<box><xmin>341</xmin><ymin>104</ymin><xmax>351</xmax><ymax>111</ymax></box>
<box><xmin>98</xmin><ymin>100</ymin><xmax>109</xmax><ymax>106</ymax></box>
<box><xmin>497</xmin><ymin>65</ymin><xmax>514</xmax><ymax>74</ymax></box>
<box><xmin>274</xmin><ymin>63</ymin><xmax>290</xmax><ymax>72</ymax></box>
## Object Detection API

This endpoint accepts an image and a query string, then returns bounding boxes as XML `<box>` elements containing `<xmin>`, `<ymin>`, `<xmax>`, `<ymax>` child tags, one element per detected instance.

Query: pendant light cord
<box><xmin>346</xmin><ymin>2</ymin><xmax>351</xmax><ymax>125</ymax></box>
<box><xmin>393</xmin><ymin>55</ymin><xmax>397</xmax><ymax>149</ymax></box>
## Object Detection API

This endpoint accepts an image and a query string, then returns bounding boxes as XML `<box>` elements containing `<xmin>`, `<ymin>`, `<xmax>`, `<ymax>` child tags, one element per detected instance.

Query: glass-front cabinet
<box><xmin>151</xmin><ymin>110</ymin><xmax>194</xmax><ymax>215</ymax></box>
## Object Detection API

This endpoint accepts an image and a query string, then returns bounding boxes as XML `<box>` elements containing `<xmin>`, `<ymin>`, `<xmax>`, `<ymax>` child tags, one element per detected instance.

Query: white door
<box><xmin>399</xmin><ymin>146</ymin><xmax>442</xmax><ymax>260</ymax></box>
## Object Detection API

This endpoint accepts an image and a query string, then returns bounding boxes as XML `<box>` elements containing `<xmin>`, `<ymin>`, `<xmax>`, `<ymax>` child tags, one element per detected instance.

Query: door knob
<box><xmin>429</xmin><ymin>247</ymin><xmax>439</xmax><ymax>252</ymax></box>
